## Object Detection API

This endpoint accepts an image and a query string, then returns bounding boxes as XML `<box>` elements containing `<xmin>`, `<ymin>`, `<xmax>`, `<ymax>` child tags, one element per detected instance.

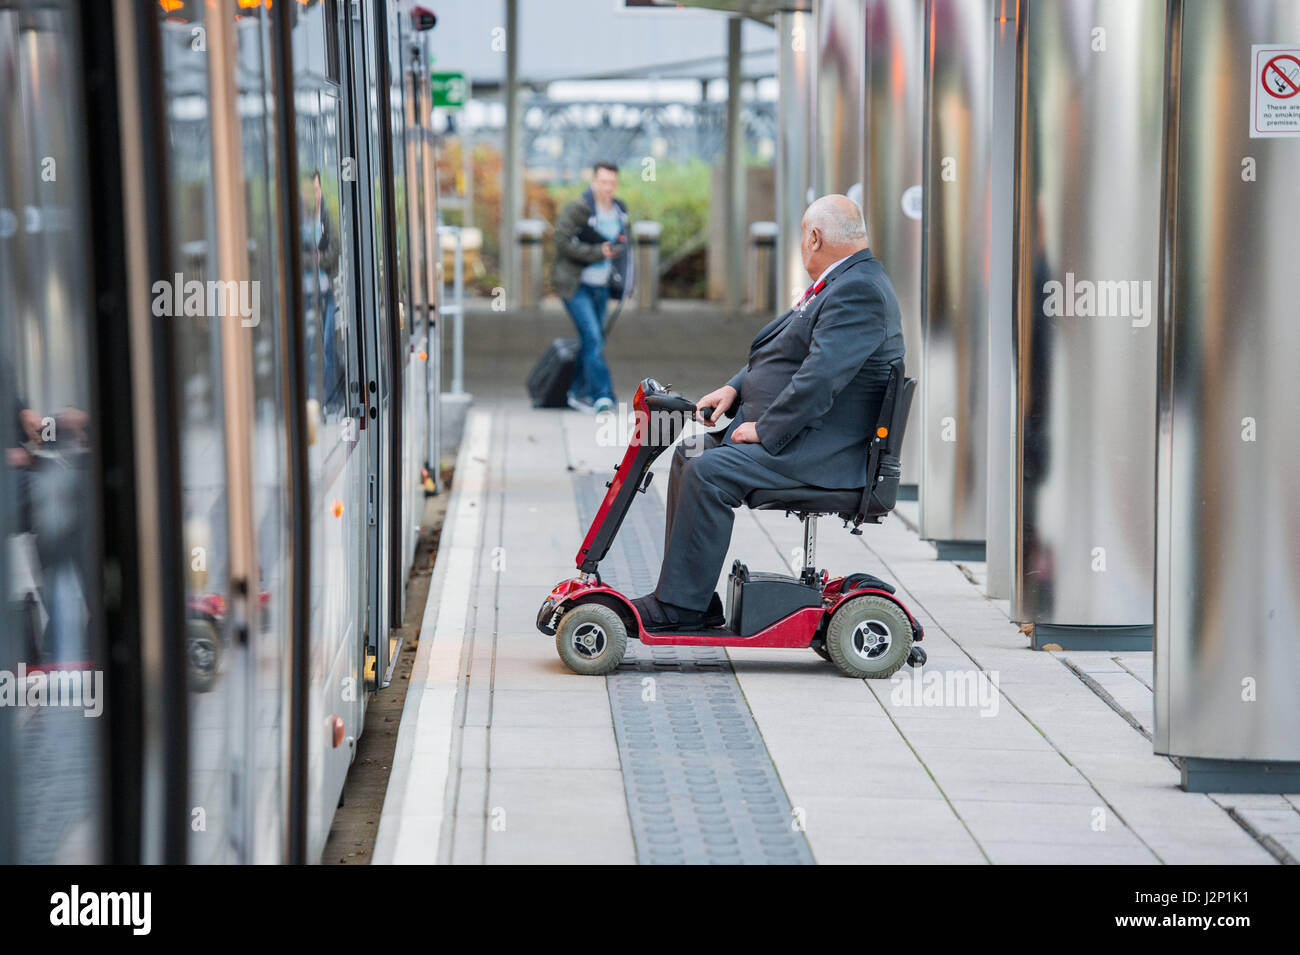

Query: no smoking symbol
<box><xmin>1263</xmin><ymin>54</ymin><xmax>1300</xmax><ymax>99</ymax></box>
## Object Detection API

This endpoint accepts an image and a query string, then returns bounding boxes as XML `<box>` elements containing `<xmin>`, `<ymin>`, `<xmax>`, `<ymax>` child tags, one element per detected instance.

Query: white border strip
<box><xmin>372</xmin><ymin>409</ymin><xmax>491</xmax><ymax>864</ymax></box>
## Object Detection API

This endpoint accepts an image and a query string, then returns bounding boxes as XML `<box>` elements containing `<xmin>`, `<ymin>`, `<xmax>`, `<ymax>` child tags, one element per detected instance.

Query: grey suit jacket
<box><xmin>722</xmin><ymin>248</ymin><xmax>905</xmax><ymax>489</ymax></box>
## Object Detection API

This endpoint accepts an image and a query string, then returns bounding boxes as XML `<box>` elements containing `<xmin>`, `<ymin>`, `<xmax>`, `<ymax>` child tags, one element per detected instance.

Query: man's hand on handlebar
<box><xmin>695</xmin><ymin>385</ymin><xmax>736</xmax><ymax>427</ymax></box>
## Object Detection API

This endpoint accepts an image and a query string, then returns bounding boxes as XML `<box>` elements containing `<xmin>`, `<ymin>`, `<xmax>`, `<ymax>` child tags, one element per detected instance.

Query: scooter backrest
<box><xmin>859</xmin><ymin>360</ymin><xmax>916</xmax><ymax>521</ymax></box>
<box><xmin>881</xmin><ymin>363</ymin><xmax>915</xmax><ymax>458</ymax></box>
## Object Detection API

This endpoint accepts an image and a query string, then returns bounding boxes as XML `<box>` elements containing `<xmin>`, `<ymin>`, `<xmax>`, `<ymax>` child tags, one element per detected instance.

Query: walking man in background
<box><xmin>551</xmin><ymin>161</ymin><xmax>631</xmax><ymax>415</ymax></box>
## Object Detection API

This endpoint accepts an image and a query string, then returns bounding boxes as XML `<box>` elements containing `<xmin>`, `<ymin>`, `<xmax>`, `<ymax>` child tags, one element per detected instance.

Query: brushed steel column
<box><xmin>919</xmin><ymin>0</ymin><xmax>992</xmax><ymax>558</ymax></box>
<box><xmin>866</xmin><ymin>0</ymin><xmax>925</xmax><ymax>497</ymax></box>
<box><xmin>775</xmin><ymin>8</ymin><xmax>816</xmax><ymax>312</ymax></box>
<box><xmin>1155</xmin><ymin>0</ymin><xmax>1300</xmax><ymax>789</ymax></box>
<box><xmin>1011</xmin><ymin>0</ymin><xmax>1165</xmax><ymax>649</ymax></box>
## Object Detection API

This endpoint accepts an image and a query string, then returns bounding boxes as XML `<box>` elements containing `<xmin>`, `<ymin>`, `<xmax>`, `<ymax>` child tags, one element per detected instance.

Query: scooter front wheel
<box><xmin>555</xmin><ymin>602</ymin><xmax>628</xmax><ymax>676</ymax></box>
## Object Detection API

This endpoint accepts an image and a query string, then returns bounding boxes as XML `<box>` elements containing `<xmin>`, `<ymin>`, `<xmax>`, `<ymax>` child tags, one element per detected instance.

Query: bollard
<box><xmin>633</xmin><ymin>220</ymin><xmax>661</xmax><ymax>311</ymax></box>
<box><xmin>515</xmin><ymin>218</ymin><xmax>546</xmax><ymax>309</ymax></box>
<box><xmin>437</xmin><ymin>225</ymin><xmax>465</xmax><ymax>395</ymax></box>
<box><xmin>748</xmin><ymin>221</ymin><xmax>778</xmax><ymax>314</ymax></box>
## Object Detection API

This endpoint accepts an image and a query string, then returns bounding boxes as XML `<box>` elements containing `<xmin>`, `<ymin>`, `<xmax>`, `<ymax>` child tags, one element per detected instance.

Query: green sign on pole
<box><xmin>431</xmin><ymin>71</ymin><xmax>467</xmax><ymax>109</ymax></box>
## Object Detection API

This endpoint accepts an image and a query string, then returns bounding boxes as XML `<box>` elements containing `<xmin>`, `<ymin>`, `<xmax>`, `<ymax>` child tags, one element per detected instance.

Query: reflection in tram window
<box><xmin>0</xmin><ymin>1</ymin><xmax>105</xmax><ymax>864</ymax></box>
<box><xmin>157</xmin><ymin>0</ymin><xmax>236</xmax><ymax>864</ymax></box>
<box><xmin>158</xmin><ymin>0</ymin><xmax>300</xmax><ymax>864</ymax></box>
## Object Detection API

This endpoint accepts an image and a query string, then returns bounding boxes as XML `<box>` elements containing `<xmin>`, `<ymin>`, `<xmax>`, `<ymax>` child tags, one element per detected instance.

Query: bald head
<box><xmin>800</xmin><ymin>194</ymin><xmax>869</xmax><ymax>282</ymax></box>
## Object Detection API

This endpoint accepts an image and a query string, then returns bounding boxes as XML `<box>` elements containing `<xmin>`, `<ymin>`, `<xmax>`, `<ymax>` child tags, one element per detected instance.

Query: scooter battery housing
<box><xmin>727</xmin><ymin>561</ymin><xmax>823</xmax><ymax>637</ymax></box>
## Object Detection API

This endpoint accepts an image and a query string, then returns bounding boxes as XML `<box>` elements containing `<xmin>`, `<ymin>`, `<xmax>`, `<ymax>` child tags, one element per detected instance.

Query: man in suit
<box><xmin>632</xmin><ymin>195</ymin><xmax>905</xmax><ymax>632</ymax></box>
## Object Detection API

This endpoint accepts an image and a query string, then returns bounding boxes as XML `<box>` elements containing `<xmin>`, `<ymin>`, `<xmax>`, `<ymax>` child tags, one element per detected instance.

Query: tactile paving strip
<box><xmin>574</xmin><ymin>473</ymin><xmax>814</xmax><ymax>864</ymax></box>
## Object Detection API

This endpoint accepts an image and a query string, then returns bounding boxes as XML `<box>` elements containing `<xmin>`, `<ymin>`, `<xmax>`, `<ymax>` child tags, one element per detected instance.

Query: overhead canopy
<box><xmin>426</xmin><ymin>0</ymin><xmax>778</xmax><ymax>88</ymax></box>
<box><xmin>656</xmin><ymin>0</ymin><xmax>812</xmax><ymax>17</ymax></box>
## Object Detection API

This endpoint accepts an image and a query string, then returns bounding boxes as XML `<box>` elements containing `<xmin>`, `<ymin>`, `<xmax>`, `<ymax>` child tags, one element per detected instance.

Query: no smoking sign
<box><xmin>1252</xmin><ymin>45</ymin><xmax>1300</xmax><ymax>138</ymax></box>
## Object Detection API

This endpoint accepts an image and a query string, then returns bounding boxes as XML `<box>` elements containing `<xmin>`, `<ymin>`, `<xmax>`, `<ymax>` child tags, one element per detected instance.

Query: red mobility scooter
<box><xmin>537</xmin><ymin>362</ymin><xmax>925</xmax><ymax>679</ymax></box>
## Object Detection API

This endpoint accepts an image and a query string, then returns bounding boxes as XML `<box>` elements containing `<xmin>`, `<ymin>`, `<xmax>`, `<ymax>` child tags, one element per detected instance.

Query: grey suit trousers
<box><xmin>653</xmin><ymin>422</ymin><xmax>806</xmax><ymax>612</ymax></box>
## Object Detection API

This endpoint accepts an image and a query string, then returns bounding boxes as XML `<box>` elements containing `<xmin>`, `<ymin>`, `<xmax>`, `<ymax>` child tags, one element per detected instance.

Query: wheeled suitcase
<box><xmin>526</xmin><ymin>296</ymin><xmax>626</xmax><ymax>408</ymax></box>
<box><xmin>526</xmin><ymin>337</ymin><xmax>581</xmax><ymax>408</ymax></box>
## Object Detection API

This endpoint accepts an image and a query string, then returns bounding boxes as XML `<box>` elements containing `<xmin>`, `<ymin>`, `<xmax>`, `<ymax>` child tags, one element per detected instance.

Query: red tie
<box><xmin>796</xmin><ymin>279</ymin><xmax>826</xmax><ymax>309</ymax></box>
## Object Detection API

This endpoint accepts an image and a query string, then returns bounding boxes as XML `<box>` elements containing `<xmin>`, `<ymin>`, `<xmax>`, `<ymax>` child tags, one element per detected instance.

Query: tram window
<box><xmin>323</xmin><ymin>0</ymin><xmax>340</xmax><ymax>83</ymax></box>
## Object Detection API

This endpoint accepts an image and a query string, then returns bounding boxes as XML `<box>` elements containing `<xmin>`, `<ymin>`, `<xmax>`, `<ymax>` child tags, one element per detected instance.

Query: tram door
<box><xmin>331</xmin><ymin>0</ymin><xmax>372</xmax><ymax>717</ymax></box>
<box><xmin>407</xmin><ymin>38</ymin><xmax>442</xmax><ymax>504</ymax></box>
<box><xmin>0</xmin><ymin>0</ymin><xmax>108</xmax><ymax>865</ymax></box>
<box><xmin>154</xmin><ymin>0</ymin><xmax>299</xmax><ymax>864</ymax></box>
<box><xmin>401</xmin><ymin>17</ymin><xmax>438</xmax><ymax>603</ymax></box>
<box><xmin>293</xmin><ymin>0</ymin><xmax>368</xmax><ymax>860</ymax></box>
<box><xmin>340</xmin><ymin>0</ymin><xmax>394</xmax><ymax>690</ymax></box>
<box><xmin>375</xmin><ymin>1</ymin><xmax>410</xmax><ymax>684</ymax></box>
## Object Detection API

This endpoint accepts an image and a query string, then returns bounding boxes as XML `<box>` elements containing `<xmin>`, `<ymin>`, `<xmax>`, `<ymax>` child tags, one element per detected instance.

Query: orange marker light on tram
<box><xmin>331</xmin><ymin>500</ymin><xmax>344</xmax><ymax>518</ymax></box>
<box><xmin>876</xmin><ymin>426</ymin><xmax>889</xmax><ymax>439</ymax></box>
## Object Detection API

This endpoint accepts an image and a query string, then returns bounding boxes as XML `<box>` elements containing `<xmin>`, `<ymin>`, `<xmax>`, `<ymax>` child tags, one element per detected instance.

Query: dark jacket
<box><xmin>316</xmin><ymin>203</ymin><xmax>340</xmax><ymax>277</ymax></box>
<box><xmin>551</xmin><ymin>186</ymin><xmax>632</xmax><ymax>301</ymax></box>
<box><xmin>722</xmin><ymin>248</ymin><xmax>905</xmax><ymax>489</ymax></box>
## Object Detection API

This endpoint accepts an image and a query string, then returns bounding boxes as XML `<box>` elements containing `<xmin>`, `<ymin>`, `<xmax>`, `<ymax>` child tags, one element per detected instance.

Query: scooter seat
<box><xmin>746</xmin><ymin>486</ymin><xmax>864</xmax><ymax>514</ymax></box>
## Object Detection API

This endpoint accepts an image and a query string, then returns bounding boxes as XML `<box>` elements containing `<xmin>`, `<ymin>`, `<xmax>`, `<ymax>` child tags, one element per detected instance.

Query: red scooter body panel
<box><xmin>574</xmin><ymin>383</ymin><xmax>651</xmax><ymax>571</ymax></box>
<box><xmin>573</xmin><ymin>434</ymin><xmax>647</xmax><ymax>571</ymax></box>
<box><xmin>540</xmin><ymin>574</ymin><xmax>922</xmax><ymax>648</ymax></box>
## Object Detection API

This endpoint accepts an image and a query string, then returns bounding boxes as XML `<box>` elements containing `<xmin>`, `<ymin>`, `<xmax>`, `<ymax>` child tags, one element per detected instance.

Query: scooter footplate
<box><xmin>636</xmin><ymin>625</ymin><xmax>736</xmax><ymax>641</ymax></box>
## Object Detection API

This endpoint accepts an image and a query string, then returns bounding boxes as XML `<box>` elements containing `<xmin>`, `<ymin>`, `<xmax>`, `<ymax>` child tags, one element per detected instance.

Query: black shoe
<box><xmin>632</xmin><ymin>593</ymin><xmax>725</xmax><ymax>633</ymax></box>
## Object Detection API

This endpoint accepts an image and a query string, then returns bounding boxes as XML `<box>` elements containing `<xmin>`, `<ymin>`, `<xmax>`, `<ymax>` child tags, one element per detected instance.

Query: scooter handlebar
<box><xmin>640</xmin><ymin>378</ymin><xmax>716</xmax><ymax>424</ymax></box>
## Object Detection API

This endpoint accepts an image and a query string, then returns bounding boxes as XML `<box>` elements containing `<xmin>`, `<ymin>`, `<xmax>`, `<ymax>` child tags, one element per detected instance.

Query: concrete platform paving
<box><xmin>374</xmin><ymin>300</ymin><xmax>1295</xmax><ymax>864</ymax></box>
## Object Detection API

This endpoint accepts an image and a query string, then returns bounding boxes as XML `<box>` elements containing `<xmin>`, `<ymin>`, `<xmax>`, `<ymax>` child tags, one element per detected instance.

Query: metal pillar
<box><xmin>866</xmin><ymin>0</ymin><xmax>925</xmax><ymax>501</ymax></box>
<box><xmin>1155</xmin><ymin>0</ymin><xmax>1300</xmax><ymax>789</ymax></box>
<box><xmin>501</xmin><ymin>0</ymin><xmax>520</xmax><ymax>305</ymax></box>
<box><xmin>724</xmin><ymin>16</ymin><xmax>744</xmax><ymax>313</ymax></box>
<box><xmin>775</xmin><ymin>9</ymin><xmax>815</xmax><ymax>312</ymax></box>
<box><xmin>816</xmin><ymin>0</ymin><xmax>866</xmax><ymax>197</ymax></box>
<box><xmin>984</xmin><ymin>0</ymin><xmax>1020</xmax><ymax>597</ymax></box>
<box><xmin>920</xmin><ymin>0</ymin><xmax>990</xmax><ymax>559</ymax></box>
<box><xmin>1011</xmin><ymin>0</ymin><xmax>1165</xmax><ymax>650</ymax></box>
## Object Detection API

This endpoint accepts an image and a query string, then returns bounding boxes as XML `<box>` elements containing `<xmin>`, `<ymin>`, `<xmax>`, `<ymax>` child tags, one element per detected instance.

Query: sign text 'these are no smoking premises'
<box><xmin>1252</xmin><ymin>45</ymin><xmax>1300</xmax><ymax>138</ymax></box>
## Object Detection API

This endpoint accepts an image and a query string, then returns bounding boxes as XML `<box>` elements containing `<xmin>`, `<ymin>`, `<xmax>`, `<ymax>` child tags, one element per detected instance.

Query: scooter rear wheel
<box><xmin>555</xmin><ymin>602</ymin><xmax>628</xmax><ymax>676</ymax></box>
<box><xmin>825</xmin><ymin>595</ymin><xmax>913</xmax><ymax>679</ymax></box>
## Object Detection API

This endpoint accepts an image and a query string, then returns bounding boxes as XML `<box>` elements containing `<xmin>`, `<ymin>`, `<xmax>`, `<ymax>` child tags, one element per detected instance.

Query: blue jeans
<box><xmin>562</xmin><ymin>283</ymin><xmax>615</xmax><ymax>403</ymax></box>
